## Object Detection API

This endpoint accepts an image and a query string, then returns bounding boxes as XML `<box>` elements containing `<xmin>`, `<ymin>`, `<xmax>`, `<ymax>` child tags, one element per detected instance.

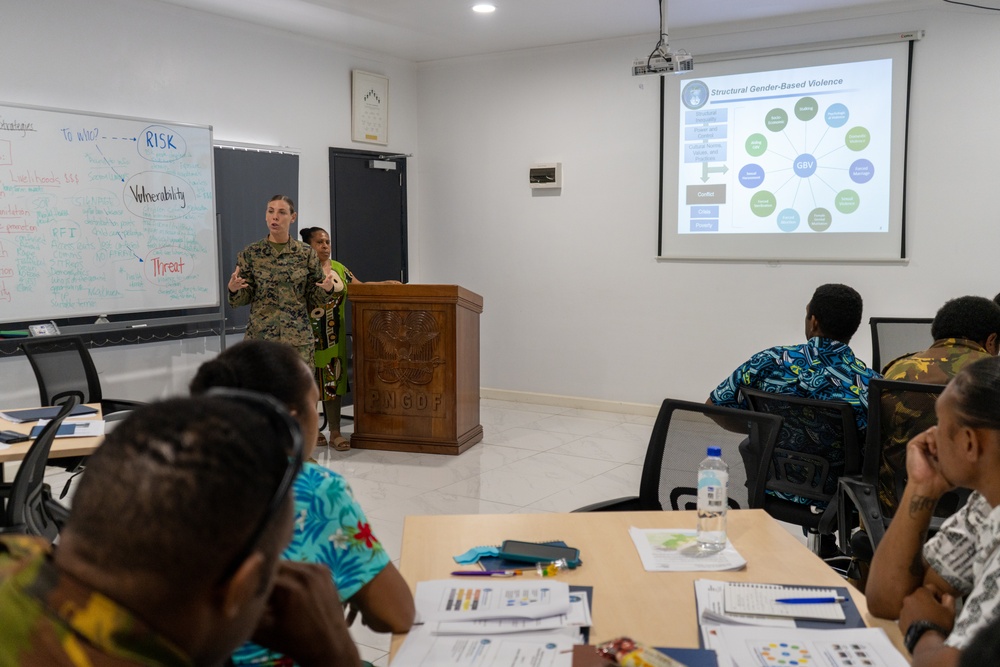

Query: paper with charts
<box><xmin>431</xmin><ymin>590</ymin><xmax>591</xmax><ymax>635</ymax></box>
<box><xmin>414</xmin><ymin>579</ymin><xmax>571</xmax><ymax>622</ymax></box>
<box><xmin>713</xmin><ymin>625</ymin><xmax>909</xmax><ymax>667</ymax></box>
<box><xmin>629</xmin><ymin>527</ymin><xmax>747</xmax><ymax>571</ymax></box>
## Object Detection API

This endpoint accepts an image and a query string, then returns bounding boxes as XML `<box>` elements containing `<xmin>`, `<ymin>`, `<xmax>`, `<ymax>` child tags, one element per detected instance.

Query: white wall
<box><xmin>4</xmin><ymin>1</ymin><xmax>1000</xmax><ymax>411</ymax></box>
<box><xmin>416</xmin><ymin>5</ymin><xmax>1000</xmax><ymax>405</ymax></box>
<box><xmin>0</xmin><ymin>0</ymin><xmax>419</xmax><ymax>407</ymax></box>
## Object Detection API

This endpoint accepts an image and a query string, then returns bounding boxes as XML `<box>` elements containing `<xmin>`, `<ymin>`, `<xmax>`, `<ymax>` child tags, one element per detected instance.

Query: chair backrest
<box><xmin>869</xmin><ymin>317</ymin><xmax>934</xmax><ymax>373</ymax></box>
<box><xmin>3</xmin><ymin>396</ymin><xmax>79</xmax><ymax>541</ymax></box>
<box><xmin>18</xmin><ymin>336</ymin><xmax>103</xmax><ymax>406</ymax></box>
<box><xmin>637</xmin><ymin>399</ymin><xmax>783</xmax><ymax>511</ymax></box>
<box><xmin>866</xmin><ymin>377</ymin><xmax>947</xmax><ymax>517</ymax></box>
<box><xmin>739</xmin><ymin>386</ymin><xmax>862</xmax><ymax>504</ymax></box>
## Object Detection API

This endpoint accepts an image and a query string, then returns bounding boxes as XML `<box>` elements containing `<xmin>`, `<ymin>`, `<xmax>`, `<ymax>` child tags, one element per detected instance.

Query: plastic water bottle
<box><xmin>697</xmin><ymin>446</ymin><xmax>729</xmax><ymax>552</ymax></box>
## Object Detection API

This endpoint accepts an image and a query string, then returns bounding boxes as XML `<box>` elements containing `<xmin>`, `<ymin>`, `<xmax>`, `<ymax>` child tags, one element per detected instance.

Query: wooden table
<box><xmin>393</xmin><ymin>510</ymin><xmax>906</xmax><ymax>659</ymax></box>
<box><xmin>0</xmin><ymin>404</ymin><xmax>104</xmax><ymax>465</ymax></box>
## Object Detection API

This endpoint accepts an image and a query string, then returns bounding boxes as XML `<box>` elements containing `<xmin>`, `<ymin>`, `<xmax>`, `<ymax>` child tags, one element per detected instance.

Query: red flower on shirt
<box><xmin>354</xmin><ymin>521</ymin><xmax>378</xmax><ymax>548</ymax></box>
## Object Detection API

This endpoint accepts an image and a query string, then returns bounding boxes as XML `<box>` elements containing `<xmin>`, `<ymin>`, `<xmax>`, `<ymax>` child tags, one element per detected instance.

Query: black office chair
<box><xmin>869</xmin><ymin>317</ymin><xmax>934</xmax><ymax>374</ymax></box>
<box><xmin>18</xmin><ymin>335</ymin><xmax>145</xmax><ymax>414</ymax></box>
<box><xmin>19</xmin><ymin>335</ymin><xmax>144</xmax><ymax>479</ymax></box>
<box><xmin>838</xmin><ymin>378</ymin><xmax>960</xmax><ymax>561</ymax></box>
<box><xmin>739</xmin><ymin>386</ymin><xmax>863</xmax><ymax>554</ymax></box>
<box><xmin>0</xmin><ymin>396</ymin><xmax>77</xmax><ymax>542</ymax></box>
<box><xmin>573</xmin><ymin>398</ymin><xmax>782</xmax><ymax>513</ymax></box>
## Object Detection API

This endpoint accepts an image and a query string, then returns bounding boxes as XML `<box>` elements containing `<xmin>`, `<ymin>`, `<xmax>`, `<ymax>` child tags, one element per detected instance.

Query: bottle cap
<box><xmin>707</xmin><ymin>446</ymin><xmax>722</xmax><ymax>457</ymax></box>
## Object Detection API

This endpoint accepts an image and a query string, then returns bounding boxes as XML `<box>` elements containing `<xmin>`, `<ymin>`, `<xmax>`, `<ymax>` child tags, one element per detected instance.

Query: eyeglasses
<box><xmin>205</xmin><ymin>387</ymin><xmax>304</xmax><ymax>584</ymax></box>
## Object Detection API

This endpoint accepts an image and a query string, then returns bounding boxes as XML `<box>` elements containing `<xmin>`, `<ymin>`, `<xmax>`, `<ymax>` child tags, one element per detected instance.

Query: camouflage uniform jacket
<box><xmin>228</xmin><ymin>238</ymin><xmax>332</xmax><ymax>357</ymax></box>
<box><xmin>878</xmin><ymin>338</ymin><xmax>992</xmax><ymax>512</ymax></box>
<box><xmin>0</xmin><ymin>535</ymin><xmax>193</xmax><ymax>666</ymax></box>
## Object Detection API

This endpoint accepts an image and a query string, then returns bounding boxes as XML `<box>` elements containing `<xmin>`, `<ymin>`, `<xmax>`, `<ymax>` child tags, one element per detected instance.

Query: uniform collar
<box><xmin>930</xmin><ymin>338</ymin><xmax>989</xmax><ymax>354</ymax></box>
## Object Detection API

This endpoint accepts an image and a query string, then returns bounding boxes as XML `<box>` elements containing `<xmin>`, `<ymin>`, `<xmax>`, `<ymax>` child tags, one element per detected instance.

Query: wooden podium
<box><xmin>348</xmin><ymin>284</ymin><xmax>483</xmax><ymax>455</ymax></box>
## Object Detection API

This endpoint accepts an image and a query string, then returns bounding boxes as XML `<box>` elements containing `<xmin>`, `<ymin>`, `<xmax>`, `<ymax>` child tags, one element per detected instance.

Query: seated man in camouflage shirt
<box><xmin>878</xmin><ymin>296</ymin><xmax>1000</xmax><ymax>513</ymax></box>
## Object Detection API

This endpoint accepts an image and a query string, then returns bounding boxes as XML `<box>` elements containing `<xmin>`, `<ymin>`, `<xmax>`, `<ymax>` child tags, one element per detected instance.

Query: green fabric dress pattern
<box><xmin>310</xmin><ymin>260</ymin><xmax>355</xmax><ymax>399</ymax></box>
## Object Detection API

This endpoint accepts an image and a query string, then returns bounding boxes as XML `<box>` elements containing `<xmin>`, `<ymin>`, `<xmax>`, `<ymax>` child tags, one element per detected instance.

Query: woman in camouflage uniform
<box><xmin>227</xmin><ymin>195</ymin><xmax>340</xmax><ymax>365</ymax></box>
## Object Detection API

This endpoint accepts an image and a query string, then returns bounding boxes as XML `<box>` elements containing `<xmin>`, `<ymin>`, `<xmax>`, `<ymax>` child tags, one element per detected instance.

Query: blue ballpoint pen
<box><xmin>775</xmin><ymin>596</ymin><xmax>846</xmax><ymax>604</ymax></box>
<box><xmin>450</xmin><ymin>570</ymin><xmax>518</xmax><ymax>577</ymax></box>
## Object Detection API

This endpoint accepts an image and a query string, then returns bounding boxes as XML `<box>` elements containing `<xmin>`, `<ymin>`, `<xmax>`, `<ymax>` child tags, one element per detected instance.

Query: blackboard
<box><xmin>0</xmin><ymin>102</ymin><xmax>217</xmax><ymax>325</ymax></box>
<box><xmin>214</xmin><ymin>145</ymin><xmax>299</xmax><ymax>333</ymax></box>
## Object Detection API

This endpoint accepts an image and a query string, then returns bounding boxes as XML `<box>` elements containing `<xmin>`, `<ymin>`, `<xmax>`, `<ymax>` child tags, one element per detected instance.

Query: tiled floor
<box><xmin>39</xmin><ymin>397</ymin><xmax>809</xmax><ymax>666</ymax></box>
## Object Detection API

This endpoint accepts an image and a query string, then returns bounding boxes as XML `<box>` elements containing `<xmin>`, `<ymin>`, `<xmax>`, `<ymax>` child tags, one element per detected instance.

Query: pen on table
<box><xmin>450</xmin><ymin>570</ymin><xmax>520</xmax><ymax>577</ymax></box>
<box><xmin>775</xmin><ymin>596</ymin><xmax>847</xmax><ymax>604</ymax></box>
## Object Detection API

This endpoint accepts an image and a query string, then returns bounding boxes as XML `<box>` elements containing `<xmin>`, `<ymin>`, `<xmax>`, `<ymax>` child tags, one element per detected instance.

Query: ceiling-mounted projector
<box><xmin>632</xmin><ymin>0</ymin><xmax>693</xmax><ymax>76</ymax></box>
<box><xmin>632</xmin><ymin>52</ymin><xmax>693</xmax><ymax>76</ymax></box>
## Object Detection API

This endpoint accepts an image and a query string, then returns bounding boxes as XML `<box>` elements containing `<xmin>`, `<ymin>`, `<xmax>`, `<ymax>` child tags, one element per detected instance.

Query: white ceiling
<box><xmin>155</xmin><ymin>0</ymin><xmax>928</xmax><ymax>62</ymax></box>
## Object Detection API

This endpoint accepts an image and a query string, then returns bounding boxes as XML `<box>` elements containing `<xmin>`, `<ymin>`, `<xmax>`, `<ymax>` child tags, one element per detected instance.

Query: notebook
<box><xmin>723</xmin><ymin>583</ymin><xmax>846</xmax><ymax>622</ymax></box>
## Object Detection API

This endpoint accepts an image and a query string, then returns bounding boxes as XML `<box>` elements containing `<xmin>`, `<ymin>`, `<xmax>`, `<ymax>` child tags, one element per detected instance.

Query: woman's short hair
<box><xmin>190</xmin><ymin>340</ymin><xmax>312</xmax><ymax>415</ymax></box>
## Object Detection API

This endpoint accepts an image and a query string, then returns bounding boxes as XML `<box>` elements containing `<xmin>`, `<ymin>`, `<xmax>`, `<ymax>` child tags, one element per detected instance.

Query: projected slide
<box><xmin>678</xmin><ymin>59</ymin><xmax>892</xmax><ymax>235</ymax></box>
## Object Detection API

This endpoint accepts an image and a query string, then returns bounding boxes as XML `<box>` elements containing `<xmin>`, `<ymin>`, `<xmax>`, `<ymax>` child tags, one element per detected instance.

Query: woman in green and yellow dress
<box><xmin>300</xmin><ymin>227</ymin><xmax>399</xmax><ymax>450</ymax></box>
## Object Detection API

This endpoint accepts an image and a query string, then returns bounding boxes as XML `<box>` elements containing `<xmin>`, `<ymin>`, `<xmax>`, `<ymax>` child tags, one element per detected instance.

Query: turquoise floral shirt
<box><xmin>232</xmin><ymin>463</ymin><xmax>389</xmax><ymax>666</ymax></box>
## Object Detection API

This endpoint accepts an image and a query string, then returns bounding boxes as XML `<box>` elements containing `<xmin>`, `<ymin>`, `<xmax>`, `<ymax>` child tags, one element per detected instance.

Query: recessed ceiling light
<box><xmin>472</xmin><ymin>4</ymin><xmax>496</xmax><ymax>13</ymax></box>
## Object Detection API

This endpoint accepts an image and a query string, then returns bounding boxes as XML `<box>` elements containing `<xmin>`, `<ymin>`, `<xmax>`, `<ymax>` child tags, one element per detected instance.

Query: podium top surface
<box><xmin>347</xmin><ymin>284</ymin><xmax>483</xmax><ymax>312</ymax></box>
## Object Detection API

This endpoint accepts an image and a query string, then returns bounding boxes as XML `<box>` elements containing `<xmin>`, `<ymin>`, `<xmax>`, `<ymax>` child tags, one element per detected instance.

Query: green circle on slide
<box><xmin>746</xmin><ymin>133</ymin><xmax>768</xmax><ymax>157</ymax></box>
<box><xmin>795</xmin><ymin>97</ymin><xmax>818</xmax><ymax>121</ymax></box>
<box><xmin>845</xmin><ymin>127</ymin><xmax>870</xmax><ymax>151</ymax></box>
<box><xmin>765</xmin><ymin>109</ymin><xmax>788</xmax><ymax>132</ymax></box>
<box><xmin>808</xmin><ymin>208</ymin><xmax>832</xmax><ymax>231</ymax></box>
<box><xmin>750</xmin><ymin>191</ymin><xmax>777</xmax><ymax>217</ymax></box>
<box><xmin>835</xmin><ymin>190</ymin><xmax>860</xmax><ymax>213</ymax></box>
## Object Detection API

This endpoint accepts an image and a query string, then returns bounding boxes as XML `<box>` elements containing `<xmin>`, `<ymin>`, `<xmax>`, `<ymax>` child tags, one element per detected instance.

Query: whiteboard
<box><xmin>0</xmin><ymin>102</ymin><xmax>218</xmax><ymax>325</ymax></box>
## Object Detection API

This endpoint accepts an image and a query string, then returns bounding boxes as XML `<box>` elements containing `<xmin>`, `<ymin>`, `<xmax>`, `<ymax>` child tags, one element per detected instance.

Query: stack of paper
<box><xmin>392</xmin><ymin>579</ymin><xmax>591</xmax><ymax>667</ymax></box>
<box><xmin>29</xmin><ymin>418</ymin><xmax>105</xmax><ymax>439</ymax></box>
<box><xmin>693</xmin><ymin>579</ymin><xmax>911</xmax><ymax>665</ymax></box>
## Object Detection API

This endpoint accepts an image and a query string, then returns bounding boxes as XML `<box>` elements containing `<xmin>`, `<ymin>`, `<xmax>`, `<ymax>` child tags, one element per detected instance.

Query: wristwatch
<box><xmin>904</xmin><ymin>619</ymin><xmax>950</xmax><ymax>653</ymax></box>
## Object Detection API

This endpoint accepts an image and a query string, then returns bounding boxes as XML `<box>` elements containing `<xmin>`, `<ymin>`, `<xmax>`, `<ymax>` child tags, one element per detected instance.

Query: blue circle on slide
<box><xmin>738</xmin><ymin>163</ymin><xmax>765</xmax><ymax>188</ymax></box>
<box><xmin>777</xmin><ymin>209</ymin><xmax>800</xmax><ymax>232</ymax></box>
<box><xmin>850</xmin><ymin>159</ymin><xmax>875</xmax><ymax>184</ymax></box>
<box><xmin>825</xmin><ymin>103</ymin><xmax>849</xmax><ymax>128</ymax></box>
<box><xmin>793</xmin><ymin>154</ymin><xmax>817</xmax><ymax>178</ymax></box>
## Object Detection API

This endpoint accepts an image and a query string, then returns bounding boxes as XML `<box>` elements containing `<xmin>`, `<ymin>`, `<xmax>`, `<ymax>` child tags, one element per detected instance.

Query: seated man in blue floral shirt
<box><xmin>708</xmin><ymin>283</ymin><xmax>880</xmax><ymax>506</ymax></box>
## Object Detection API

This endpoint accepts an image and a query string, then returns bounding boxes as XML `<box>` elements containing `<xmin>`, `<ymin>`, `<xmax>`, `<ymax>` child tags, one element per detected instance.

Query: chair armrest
<box><xmin>43</xmin><ymin>498</ymin><xmax>70</xmax><ymax>529</ymax></box>
<box><xmin>837</xmin><ymin>475</ymin><xmax>885</xmax><ymax>556</ymax></box>
<box><xmin>572</xmin><ymin>496</ymin><xmax>650</xmax><ymax>512</ymax></box>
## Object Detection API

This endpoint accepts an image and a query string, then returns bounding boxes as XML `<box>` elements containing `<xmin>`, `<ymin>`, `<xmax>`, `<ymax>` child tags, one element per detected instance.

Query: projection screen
<box><xmin>658</xmin><ymin>35</ymin><xmax>918</xmax><ymax>261</ymax></box>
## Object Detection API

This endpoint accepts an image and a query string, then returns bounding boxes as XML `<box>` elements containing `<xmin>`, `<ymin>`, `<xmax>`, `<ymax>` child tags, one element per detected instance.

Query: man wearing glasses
<box><xmin>0</xmin><ymin>393</ymin><xmax>359</xmax><ymax>666</ymax></box>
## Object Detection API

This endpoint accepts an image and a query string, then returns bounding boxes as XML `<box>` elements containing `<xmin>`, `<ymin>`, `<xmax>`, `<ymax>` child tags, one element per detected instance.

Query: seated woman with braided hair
<box><xmin>190</xmin><ymin>339</ymin><xmax>414</xmax><ymax>666</ymax></box>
